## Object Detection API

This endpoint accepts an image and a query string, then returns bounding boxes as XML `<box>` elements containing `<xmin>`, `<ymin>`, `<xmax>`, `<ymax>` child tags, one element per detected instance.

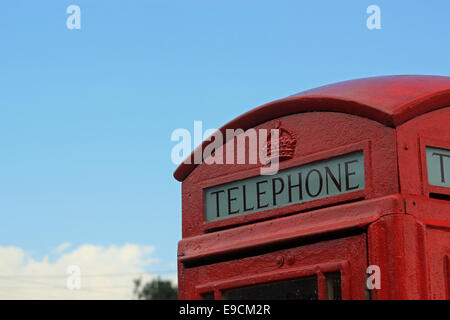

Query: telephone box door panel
<box><xmin>184</xmin><ymin>234</ymin><xmax>368</xmax><ymax>300</ymax></box>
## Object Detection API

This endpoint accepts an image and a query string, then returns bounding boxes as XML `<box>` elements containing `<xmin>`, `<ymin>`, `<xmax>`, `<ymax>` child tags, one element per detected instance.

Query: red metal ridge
<box><xmin>174</xmin><ymin>75</ymin><xmax>450</xmax><ymax>182</ymax></box>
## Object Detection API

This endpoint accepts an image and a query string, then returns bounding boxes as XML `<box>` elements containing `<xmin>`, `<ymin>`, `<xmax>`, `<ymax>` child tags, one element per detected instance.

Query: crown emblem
<box><xmin>263</xmin><ymin>120</ymin><xmax>297</xmax><ymax>163</ymax></box>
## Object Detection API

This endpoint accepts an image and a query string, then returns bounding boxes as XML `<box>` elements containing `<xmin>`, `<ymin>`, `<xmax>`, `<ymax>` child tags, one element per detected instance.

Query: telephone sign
<box><xmin>426</xmin><ymin>146</ymin><xmax>450</xmax><ymax>188</ymax></box>
<box><xmin>204</xmin><ymin>151</ymin><xmax>364</xmax><ymax>222</ymax></box>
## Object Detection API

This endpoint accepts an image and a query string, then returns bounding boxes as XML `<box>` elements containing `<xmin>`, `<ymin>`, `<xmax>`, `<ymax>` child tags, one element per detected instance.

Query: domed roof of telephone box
<box><xmin>174</xmin><ymin>75</ymin><xmax>450</xmax><ymax>182</ymax></box>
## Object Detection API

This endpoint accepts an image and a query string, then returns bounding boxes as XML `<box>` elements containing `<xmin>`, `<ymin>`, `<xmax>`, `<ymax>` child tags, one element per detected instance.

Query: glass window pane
<box><xmin>222</xmin><ymin>276</ymin><xmax>318</xmax><ymax>300</ymax></box>
<box><xmin>325</xmin><ymin>272</ymin><xmax>342</xmax><ymax>300</ymax></box>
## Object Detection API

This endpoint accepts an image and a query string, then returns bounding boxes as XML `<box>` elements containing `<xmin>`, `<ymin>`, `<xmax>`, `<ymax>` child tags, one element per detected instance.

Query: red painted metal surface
<box><xmin>397</xmin><ymin>107</ymin><xmax>450</xmax><ymax>197</ymax></box>
<box><xmin>183</xmin><ymin>234</ymin><xmax>367</xmax><ymax>300</ymax></box>
<box><xmin>176</xmin><ymin>75</ymin><xmax>450</xmax><ymax>300</ymax></box>
<box><xmin>182</xmin><ymin>113</ymin><xmax>397</xmax><ymax>237</ymax></box>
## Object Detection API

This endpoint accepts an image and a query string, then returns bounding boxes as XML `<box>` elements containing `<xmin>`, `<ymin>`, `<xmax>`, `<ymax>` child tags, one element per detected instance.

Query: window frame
<box><xmin>192</xmin><ymin>234</ymin><xmax>367</xmax><ymax>300</ymax></box>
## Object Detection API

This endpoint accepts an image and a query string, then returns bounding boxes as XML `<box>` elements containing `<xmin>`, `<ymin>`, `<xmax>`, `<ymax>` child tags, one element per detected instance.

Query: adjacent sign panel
<box><xmin>426</xmin><ymin>146</ymin><xmax>450</xmax><ymax>188</ymax></box>
<box><xmin>204</xmin><ymin>151</ymin><xmax>365</xmax><ymax>222</ymax></box>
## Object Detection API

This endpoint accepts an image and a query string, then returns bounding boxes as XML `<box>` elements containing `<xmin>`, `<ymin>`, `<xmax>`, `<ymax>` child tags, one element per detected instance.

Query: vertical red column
<box><xmin>368</xmin><ymin>214</ymin><xmax>428</xmax><ymax>299</ymax></box>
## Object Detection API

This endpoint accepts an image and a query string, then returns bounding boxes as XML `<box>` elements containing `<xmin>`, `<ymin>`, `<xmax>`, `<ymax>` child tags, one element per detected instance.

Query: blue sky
<box><xmin>0</xmin><ymin>0</ymin><xmax>449</xmax><ymax>298</ymax></box>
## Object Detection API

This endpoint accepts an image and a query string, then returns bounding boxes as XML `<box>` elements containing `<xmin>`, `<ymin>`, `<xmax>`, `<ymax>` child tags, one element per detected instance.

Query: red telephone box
<box><xmin>174</xmin><ymin>75</ymin><xmax>450</xmax><ymax>300</ymax></box>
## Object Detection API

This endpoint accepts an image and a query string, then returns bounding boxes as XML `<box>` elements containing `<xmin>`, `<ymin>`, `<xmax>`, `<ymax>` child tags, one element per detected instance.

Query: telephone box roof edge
<box><xmin>174</xmin><ymin>75</ymin><xmax>450</xmax><ymax>182</ymax></box>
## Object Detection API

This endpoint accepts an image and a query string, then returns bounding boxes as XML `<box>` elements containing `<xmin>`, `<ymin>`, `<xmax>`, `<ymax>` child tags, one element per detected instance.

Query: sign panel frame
<box><xmin>200</xmin><ymin>140</ymin><xmax>373</xmax><ymax>231</ymax></box>
<box><xmin>204</xmin><ymin>152</ymin><xmax>365</xmax><ymax>223</ymax></box>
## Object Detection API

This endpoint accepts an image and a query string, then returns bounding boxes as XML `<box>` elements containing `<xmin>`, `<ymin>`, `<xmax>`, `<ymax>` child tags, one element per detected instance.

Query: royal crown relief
<box><xmin>263</xmin><ymin>120</ymin><xmax>297</xmax><ymax>163</ymax></box>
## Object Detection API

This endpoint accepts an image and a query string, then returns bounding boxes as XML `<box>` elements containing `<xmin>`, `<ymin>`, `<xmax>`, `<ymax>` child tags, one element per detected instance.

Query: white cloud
<box><xmin>0</xmin><ymin>243</ymin><xmax>176</xmax><ymax>300</ymax></box>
